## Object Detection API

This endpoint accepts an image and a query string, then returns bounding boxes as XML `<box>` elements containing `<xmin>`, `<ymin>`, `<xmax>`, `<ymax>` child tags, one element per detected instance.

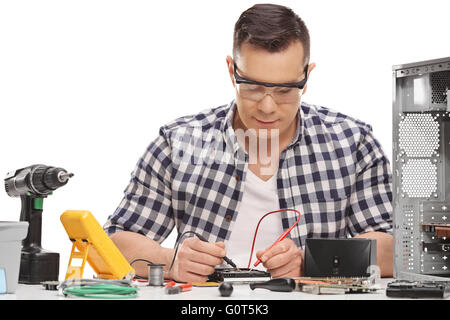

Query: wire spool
<box><xmin>148</xmin><ymin>263</ymin><xmax>165</xmax><ymax>286</ymax></box>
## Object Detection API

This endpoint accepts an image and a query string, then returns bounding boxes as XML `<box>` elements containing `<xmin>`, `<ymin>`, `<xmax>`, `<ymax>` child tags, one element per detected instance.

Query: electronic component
<box><xmin>295</xmin><ymin>276</ymin><xmax>379</xmax><ymax>295</ymax></box>
<box><xmin>422</xmin><ymin>224</ymin><xmax>450</xmax><ymax>239</ymax></box>
<box><xmin>422</xmin><ymin>242</ymin><xmax>450</xmax><ymax>253</ymax></box>
<box><xmin>386</xmin><ymin>280</ymin><xmax>450</xmax><ymax>298</ymax></box>
<box><xmin>208</xmin><ymin>268</ymin><xmax>271</xmax><ymax>283</ymax></box>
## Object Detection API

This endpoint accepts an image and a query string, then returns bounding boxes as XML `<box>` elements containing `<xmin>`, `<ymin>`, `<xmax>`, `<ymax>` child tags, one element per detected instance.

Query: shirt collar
<box><xmin>221</xmin><ymin>99</ymin><xmax>305</xmax><ymax>156</ymax></box>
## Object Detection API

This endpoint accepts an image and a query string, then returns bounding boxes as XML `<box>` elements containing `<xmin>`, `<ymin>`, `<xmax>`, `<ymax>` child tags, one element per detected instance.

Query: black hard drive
<box><xmin>386</xmin><ymin>280</ymin><xmax>450</xmax><ymax>298</ymax></box>
<box><xmin>208</xmin><ymin>268</ymin><xmax>271</xmax><ymax>283</ymax></box>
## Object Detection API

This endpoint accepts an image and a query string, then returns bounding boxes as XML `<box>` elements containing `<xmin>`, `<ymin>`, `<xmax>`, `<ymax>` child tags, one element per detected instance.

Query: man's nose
<box><xmin>257</xmin><ymin>93</ymin><xmax>277</xmax><ymax>114</ymax></box>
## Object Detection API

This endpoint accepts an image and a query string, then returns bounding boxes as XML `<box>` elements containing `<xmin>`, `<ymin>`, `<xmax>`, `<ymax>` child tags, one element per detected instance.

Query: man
<box><xmin>104</xmin><ymin>3</ymin><xmax>393</xmax><ymax>282</ymax></box>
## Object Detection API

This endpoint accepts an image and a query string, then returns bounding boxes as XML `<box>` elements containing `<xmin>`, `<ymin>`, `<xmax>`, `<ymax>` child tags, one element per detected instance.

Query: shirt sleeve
<box><xmin>103</xmin><ymin>128</ymin><xmax>175</xmax><ymax>244</ymax></box>
<box><xmin>346</xmin><ymin>125</ymin><xmax>393</xmax><ymax>236</ymax></box>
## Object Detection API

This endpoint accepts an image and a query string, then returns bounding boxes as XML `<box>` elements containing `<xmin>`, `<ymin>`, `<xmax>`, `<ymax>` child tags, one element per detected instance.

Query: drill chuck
<box><xmin>4</xmin><ymin>164</ymin><xmax>74</xmax><ymax>197</ymax></box>
<box><xmin>40</xmin><ymin>166</ymin><xmax>73</xmax><ymax>191</ymax></box>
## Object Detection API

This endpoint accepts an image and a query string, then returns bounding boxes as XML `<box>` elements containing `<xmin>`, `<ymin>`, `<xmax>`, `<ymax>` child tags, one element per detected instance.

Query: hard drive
<box><xmin>208</xmin><ymin>268</ymin><xmax>271</xmax><ymax>283</ymax></box>
<box><xmin>386</xmin><ymin>280</ymin><xmax>450</xmax><ymax>298</ymax></box>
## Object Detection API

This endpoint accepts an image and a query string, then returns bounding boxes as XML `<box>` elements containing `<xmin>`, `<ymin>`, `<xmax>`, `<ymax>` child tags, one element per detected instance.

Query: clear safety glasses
<box><xmin>233</xmin><ymin>62</ymin><xmax>309</xmax><ymax>104</ymax></box>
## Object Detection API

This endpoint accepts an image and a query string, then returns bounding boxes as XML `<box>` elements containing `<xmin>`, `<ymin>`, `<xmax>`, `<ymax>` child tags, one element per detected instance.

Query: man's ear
<box><xmin>301</xmin><ymin>62</ymin><xmax>316</xmax><ymax>96</ymax></box>
<box><xmin>226</xmin><ymin>55</ymin><xmax>235</xmax><ymax>87</ymax></box>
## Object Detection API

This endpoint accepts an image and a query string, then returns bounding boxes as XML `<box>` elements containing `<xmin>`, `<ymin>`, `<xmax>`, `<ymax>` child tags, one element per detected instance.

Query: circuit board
<box><xmin>208</xmin><ymin>268</ymin><xmax>271</xmax><ymax>283</ymax></box>
<box><xmin>294</xmin><ymin>276</ymin><xmax>380</xmax><ymax>295</ymax></box>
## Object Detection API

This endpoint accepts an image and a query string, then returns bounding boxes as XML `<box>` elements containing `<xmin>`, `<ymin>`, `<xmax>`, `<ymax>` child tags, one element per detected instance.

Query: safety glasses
<box><xmin>233</xmin><ymin>61</ymin><xmax>309</xmax><ymax>104</ymax></box>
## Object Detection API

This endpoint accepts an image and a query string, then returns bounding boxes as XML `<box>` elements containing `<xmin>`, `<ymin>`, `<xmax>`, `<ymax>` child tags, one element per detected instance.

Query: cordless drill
<box><xmin>4</xmin><ymin>164</ymin><xmax>73</xmax><ymax>284</ymax></box>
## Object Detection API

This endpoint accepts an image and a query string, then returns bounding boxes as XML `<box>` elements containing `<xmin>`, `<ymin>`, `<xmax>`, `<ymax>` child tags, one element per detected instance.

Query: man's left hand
<box><xmin>255</xmin><ymin>238</ymin><xmax>304</xmax><ymax>278</ymax></box>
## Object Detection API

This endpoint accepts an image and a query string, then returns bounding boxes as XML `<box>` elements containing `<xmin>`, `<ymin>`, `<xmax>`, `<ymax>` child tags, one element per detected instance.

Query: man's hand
<box><xmin>168</xmin><ymin>237</ymin><xmax>225</xmax><ymax>283</ymax></box>
<box><xmin>256</xmin><ymin>238</ymin><xmax>304</xmax><ymax>278</ymax></box>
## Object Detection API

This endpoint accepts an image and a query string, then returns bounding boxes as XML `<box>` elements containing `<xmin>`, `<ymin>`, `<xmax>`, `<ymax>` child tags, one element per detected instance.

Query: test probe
<box><xmin>195</xmin><ymin>233</ymin><xmax>237</xmax><ymax>268</ymax></box>
<box><xmin>168</xmin><ymin>231</ymin><xmax>238</xmax><ymax>272</ymax></box>
<box><xmin>251</xmin><ymin>209</ymin><xmax>301</xmax><ymax>267</ymax></box>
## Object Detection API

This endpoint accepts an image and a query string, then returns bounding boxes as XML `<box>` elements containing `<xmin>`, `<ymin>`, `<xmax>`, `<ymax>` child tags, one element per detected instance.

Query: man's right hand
<box><xmin>168</xmin><ymin>237</ymin><xmax>226</xmax><ymax>283</ymax></box>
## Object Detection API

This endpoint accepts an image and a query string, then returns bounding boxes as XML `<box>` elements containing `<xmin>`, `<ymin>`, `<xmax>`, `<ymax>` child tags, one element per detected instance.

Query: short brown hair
<box><xmin>233</xmin><ymin>4</ymin><xmax>310</xmax><ymax>66</ymax></box>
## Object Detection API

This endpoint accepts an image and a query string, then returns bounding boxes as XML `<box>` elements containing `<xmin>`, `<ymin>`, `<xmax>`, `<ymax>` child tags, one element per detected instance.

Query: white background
<box><xmin>0</xmin><ymin>0</ymin><xmax>449</xmax><ymax>279</ymax></box>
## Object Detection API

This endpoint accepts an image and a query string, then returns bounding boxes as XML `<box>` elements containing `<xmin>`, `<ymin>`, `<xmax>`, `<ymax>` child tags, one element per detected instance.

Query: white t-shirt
<box><xmin>226</xmin><ymin>168</ymin><xmax>284</xmax><ymax>270</ymax></box>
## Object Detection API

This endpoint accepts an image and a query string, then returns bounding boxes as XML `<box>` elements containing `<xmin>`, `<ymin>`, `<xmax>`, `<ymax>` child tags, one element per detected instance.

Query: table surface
<box><xmin>1</xmin><ymin>278</ymin><xmax>446</xmax><ymax>300</ymax></box>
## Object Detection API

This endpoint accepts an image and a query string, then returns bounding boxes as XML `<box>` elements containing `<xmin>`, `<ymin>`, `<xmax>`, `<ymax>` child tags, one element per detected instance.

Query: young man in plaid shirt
<box><xmin>104</xmin><ymin>4</ymin><xmax>393</xmax><ymax>282</ymax></box>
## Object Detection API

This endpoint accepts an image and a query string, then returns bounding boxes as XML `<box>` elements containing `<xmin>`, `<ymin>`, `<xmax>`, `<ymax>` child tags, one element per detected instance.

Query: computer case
<box><xmin>393</xmin><ymin>56</ymin><xmax>450</xmax><ymax>281</ymax></box>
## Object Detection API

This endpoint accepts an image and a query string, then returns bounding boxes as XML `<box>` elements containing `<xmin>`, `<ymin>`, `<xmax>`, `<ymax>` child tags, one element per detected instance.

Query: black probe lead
<box><xmin>168</xmin><ymin>231</ymin><xmax>237</xmax><ymax>273</ymax></box>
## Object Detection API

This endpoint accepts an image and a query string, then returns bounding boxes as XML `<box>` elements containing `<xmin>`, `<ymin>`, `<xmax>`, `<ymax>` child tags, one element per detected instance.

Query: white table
<box><xmin>3</xmin><ymin>278</ymin><xmax>446</xmax><ymax>319</ymax></box>
<box><xmin>0</xmin><ymin>278</ymin><xmax>438</xmax><ymax>300</ymax></box>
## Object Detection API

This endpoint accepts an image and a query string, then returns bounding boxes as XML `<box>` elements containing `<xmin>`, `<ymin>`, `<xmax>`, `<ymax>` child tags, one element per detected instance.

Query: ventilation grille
<box><xmin>399</xmin><ymin>113</ymin><xmax>440</xmax><ymax>157</ymax></box>
<box><xmin>431</xmin><ymin>71</ymin><xmax>450</xmax><ymax>104</ymax></box>
<box><xmin>401</xmin><ymin>159</ymin><xmax>437</xmax><ymax>198</ymax></box>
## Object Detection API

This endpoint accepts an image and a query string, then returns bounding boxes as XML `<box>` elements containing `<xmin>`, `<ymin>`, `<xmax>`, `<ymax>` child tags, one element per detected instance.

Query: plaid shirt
<box><xmin>103</xmin><ymin>100</ymin><xmax>393</xmax><ymax>249</ymax></box>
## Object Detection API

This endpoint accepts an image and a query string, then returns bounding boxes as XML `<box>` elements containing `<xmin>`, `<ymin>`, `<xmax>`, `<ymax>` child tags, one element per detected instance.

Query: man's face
<box><xmin>227</xmin><ymin>41</ymin><xmax>314</xmax><ymax>144</ymax></box>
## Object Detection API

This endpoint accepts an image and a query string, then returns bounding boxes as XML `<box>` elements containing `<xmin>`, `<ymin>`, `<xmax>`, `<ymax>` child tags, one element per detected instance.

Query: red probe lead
<box><xmin>249</xmin><ymin>208</ymin><xmax>301</xmax><ymax>268</ymax></box>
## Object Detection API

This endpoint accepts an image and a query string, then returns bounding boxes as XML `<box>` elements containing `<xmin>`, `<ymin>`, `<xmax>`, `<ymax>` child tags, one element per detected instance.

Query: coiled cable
<box><xmin>60</xmin><ymin>279</ymin><xmax>139</xmax><ymax>299</ymax></box>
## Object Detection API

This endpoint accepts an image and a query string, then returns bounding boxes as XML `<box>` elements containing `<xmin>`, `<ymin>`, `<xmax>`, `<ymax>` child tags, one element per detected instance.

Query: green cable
<box><xmin>63</xmin><ymin>283</ymin><xmax>139</xmax><ymax>299</ymax></box>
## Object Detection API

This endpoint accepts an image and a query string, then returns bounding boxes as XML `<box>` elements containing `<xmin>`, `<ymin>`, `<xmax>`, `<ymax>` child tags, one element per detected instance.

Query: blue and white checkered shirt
<box><xmin>103</xmin><ymin>100</ymin><xmax>393</xmax><ymax>249</ymax></box>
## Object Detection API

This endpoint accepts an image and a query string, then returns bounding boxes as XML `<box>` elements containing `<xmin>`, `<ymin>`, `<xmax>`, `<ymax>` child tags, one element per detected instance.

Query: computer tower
<box><xmin>393</xmin><ymin>56</ymin><xmax>450</xmax><ymax>281</ymax></box>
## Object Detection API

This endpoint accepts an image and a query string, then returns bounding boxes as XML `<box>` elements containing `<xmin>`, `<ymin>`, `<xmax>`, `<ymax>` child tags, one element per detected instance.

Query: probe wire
<box><xmin>247</xmin><ymin>208</ymin><xmax>301</xmax><ymax>268</ymax></box>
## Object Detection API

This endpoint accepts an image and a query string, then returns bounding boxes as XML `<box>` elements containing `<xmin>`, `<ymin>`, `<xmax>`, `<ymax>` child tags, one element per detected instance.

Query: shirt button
<box><xmin>235</xmin><ymin>175</ymin><xmax>241</xmax><ymax>182</ymax></box>
<box><xmin>225</xmin><ymin>215</ymin><xmax>232</xmax><ymax>222</ymax></box>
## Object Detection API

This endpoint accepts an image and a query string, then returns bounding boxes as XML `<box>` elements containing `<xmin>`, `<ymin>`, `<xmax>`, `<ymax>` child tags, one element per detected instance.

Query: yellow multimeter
<box><xmin>60</xmin><ymin>210</ymin><xmax>135</xmax><ymax>280</ymax></box>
